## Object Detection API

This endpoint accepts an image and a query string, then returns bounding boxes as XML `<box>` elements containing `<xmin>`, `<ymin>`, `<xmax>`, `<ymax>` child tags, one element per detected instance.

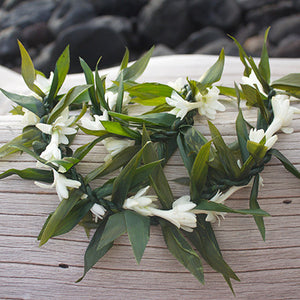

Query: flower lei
<box><xmin>1</xmin><ymin>30</ymin><xmax>300</xmax><ymax>292</ymax></box>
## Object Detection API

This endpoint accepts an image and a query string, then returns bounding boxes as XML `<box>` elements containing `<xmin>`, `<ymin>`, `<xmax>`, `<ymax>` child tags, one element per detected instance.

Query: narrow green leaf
<box><xmin>190</xmin><ymin>141</ymin><xmax>211</xmax><ymax>200</ymax></box>
<box><xmin>269</xmin><ymin>148</ymin><xmax>300</xmax><ymax>178</ymax></box>
<box><xmin>120</xmin><ymin>48</ymin><xmax>129</xmax><ymax>70</ymax></box>
<box><xmin>115</xmin><ymin>71</ymin><xmax>124</xmax><ymax>113</ymax></box>
<box><xmin>85</xmin><ymin>145</ymin><xmax>140</xmax><ymax>183</ymax></box>
<box><xmin>0</xmin><ymin>168</ymin><xmax>52</xmax><ymax>182</ymax></box>
<box><xmin>250</xmin><ymin>175</ymin><xmax>265</xmax><ymax>240</ymax></box>
<box><xmin>48</xmin><ymin>45</ymin><xmax>70</xmax><ymax>101</ymax></box>
<box><xmin>97</xmin><ymin>212</ymin><xmax>127</xmax><ymax>250</ymax></box>
<box><xmin>199</xmin><ymin>48</ymin><xmax>225</xmax><ymax>86</ymax></box>
<box><xmin>109</xmin><ymin>111</ymin><xmax>176</xmax><ymax>128</ymax></box>
<box><xmin>111</xmin><ymin>143</ymin><xmax>148</xmax><ymax>208</ymax></box>
<box><xmin>78</xmin><ymin>219</ymin><xmax>113</xmax><ymax>282</ymax></box>
<box><xmin>194</xmin><ymin>199</ymin><xmax>269</xmax><ymax>216</ymax></box>
<box><xmin>124</xmin><ymin>210</ymin><xmax>150</xmax><ymax>264</ymax></box>
<box><xmin>0</xmin><ymin>89</ymin><xmax>45</xmax><ymax>117</ymax></box>
<box><xmin>80</xmin><ymin>58</ymin><xmax>100</xmax><ymax>114</ymax></box>
<box><xmin>142</xmin><ymin>126</ymin><xmax>173</xmax><ymax>209</ymax></box>
<box><xmin>186</xmin><ymin>215</ymin><xmax>239</xmax><ymax>292</ymax></box>
<box><xmin>0</xmin><ymin>127</ymin><xmax>41</xmax><ymax>158</ymax></box>
<box><xmin>177</xmin><ymin>126</ymin><xmax>208</xmax><ymax>175</ymax></box>
<box><xmin>236</xmin><ymin>110</ymin><xmax>249</xmax><ymax>162</ymax></box>
<box><xmin>120</xmin><ymin>46</ymin><xmax>154</xmax><ymax>82</ymax></box>
<box><xmin>101</xmin><ymin>121</ymin><xmax>140</xmax><ymax>139</ymax></box>
<box><xmin>271</xmin><ymin>73</ymin><xmax>300</xmax><ymax>97</ymax></box>
<box><xmin>208</xmin><ymin>121</ymin><xmax>240</xmax><ymax>179</ymax></box>
<box><xmin>160</xmin><ymin>221</ymin><xmax>204</xmax><ymax>284</ymax></box>
<box><xmin>48</xmin><ymin>85</ymin><xmax>91</xmax><ymax>123</ymax></box>
<box><xmin>95</xmin><ymin>60</ymin><xmax>109</xmax><ymax>111</ymax></box>
<box><xmin>258</xmin><ymin>27</ymin><xmax>271</xmax><ymax>84</ymax></box>
<box><xmin>18</xmin><ymin>40</ymin><xmax>45</xmax><ymax>97</ymax></box>
<box><xmin>39</xmin><ymin>189</ymin><xmax>83</xmax><ymax>246</ymax></box>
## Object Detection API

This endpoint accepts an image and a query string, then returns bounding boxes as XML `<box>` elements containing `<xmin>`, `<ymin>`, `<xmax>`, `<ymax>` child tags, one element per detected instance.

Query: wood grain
<box><xmin>0</xmin><ymin>55</ymin><xmax>300</xmax><ymax>299</ymax></box>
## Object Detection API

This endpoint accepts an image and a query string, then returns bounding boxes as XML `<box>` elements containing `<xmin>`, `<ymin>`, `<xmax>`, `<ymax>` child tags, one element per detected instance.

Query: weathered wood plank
<box><xmin>0</xmin><ymin>55</ymin><xmax>300</xmax><ymax>299</ymax></box>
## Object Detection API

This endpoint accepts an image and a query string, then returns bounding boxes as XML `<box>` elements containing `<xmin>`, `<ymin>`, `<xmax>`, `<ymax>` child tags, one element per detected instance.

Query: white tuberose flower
<box><xmin>35</xmin><ymin>170</ymin><xmax>81</xmax><ymax>201</ymax></box>
<box><xmin>90</xmin><ymin>203</ymin><xmax>106</xmax><ymax>222</ymax></box>
<box><xmin>35</xmin><ymin>72</ymin><xmax>54</xmax><ymax>95</ymax></box>
<box><xmin>249</xmin><ymin>128</ymin><xmax>278</xmax><ymax>150</ymax></box>
<box><xmin>193</xmin><ymin>185</ymin><xmax>250</xmax><ymax>225</ymax></box>
<box><xmin>105</xmin><ymin>91</ymin><xmax>131</xmax><ymax>110</ymax></box>
<box><xmin>123</xmin><ymin>187</ymin><xmax>197</xmax><ymax>232</ymax></box>
<box><xmin>22</xmin><ymin>108</ymin><xmax>40</xmax><ymax>126</ymax></box>
<box><xmin>166</xmin><ymin>91</ymin><xmax>202</xmax><ymax>120</ymax></box>
<box><xmin>195</xmin><ymin>86</ymin><xmax>225</xmax><ymax>120</ymax></box>
<box><xmin>167</xmin><ymin>77</ymin><xmax>186</xmax><ymax>92</ymax></box>
<box><xmin>266</xmin><ymin>94</ymin><xmax>300</xmax><ymax>137</ymax></box>
<box><xmin>150</xmin><ymin>195</ymin><xmax>197</xmax><ymax>232</ymax></box>
<box><xmin>80</xmin><ymin>110</ymin><xmax>109</xmax><ymax>131</ymax></box>
<box><xmin>103</xmin><ymin>137</ymin><xmax>135</xmax><ymax>160</ymax></box>
<box><xmin>36</xmin><ymin>108</ymin><xmax>76</xmax><ymax>145</ymax></box>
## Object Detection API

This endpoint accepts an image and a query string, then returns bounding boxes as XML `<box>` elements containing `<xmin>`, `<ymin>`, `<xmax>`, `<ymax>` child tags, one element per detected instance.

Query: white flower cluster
<box><xmin>166</xmin><ymin>79</ymin><xmax>225</xmax><ymax>120</ymax></box>
<box><xmin>249</xmin><ymin>94</ymin><xmax>300</xmax><ymax>150</ymax></box>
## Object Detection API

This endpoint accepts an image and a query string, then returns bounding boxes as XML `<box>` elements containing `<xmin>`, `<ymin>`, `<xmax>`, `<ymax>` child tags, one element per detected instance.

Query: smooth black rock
<box><xmin>90</xmin><ymin>0</ymin><xmax>149</xmax><ymax>17</ymax></box>
<box><xmin>0</xmin><ymin>0</ymin><xmax>57</xmax><ymax>30</ymax></box>
<box><xmin>188</xmin><ymin>0</ymin><xmax>241</xmax><ymax>30</ymax></box>
<box><xmin>138</xmin><ymin>0</ymin><xmax>193</xmax><ymax>48</ymax></box>
<box><xmin>2</xmin><ymin>0</ymin><xmax>23</xmax><ymax>10</ymax></box>
<box><xmin>48</xmin><ymin>0</ymin><xmax>96</xmax><ymax>36</ymax></box>
<box><xmin>0</xmin><ymin>25</ymin><xmax>19</xmax><ymax>59</ymax></box>
<box><xmin>195</xmin><ymin>38</ymin><xmax>239</xmax><ymax>56</ymax></box>
<box><xmin>272</xmin><ymin>34</ymin><xmax>300</xmax><ymax>57</ymax></box>
<box><xmin>176</xmin><ymin>27</ymin><xmax>226</xmax><ymax>54</ymax></box>
<box><xmin>269</xmin><ymin>14</ymin><xmax>300</xmax><ymax>44</ymax></box>
<box><xmin>21</xmin><ymin>22</ymin><xmax>53</xmax><ymax>47</ymax></box>
<box><xmin>35</xmin><ymin>17</ymin><xmax>128</xmax><ymax>74</ymax></box>
<box><xmin>245</xmin><ymin>1</ymin><xmax>295</xmax><ymax>27</ymax></box>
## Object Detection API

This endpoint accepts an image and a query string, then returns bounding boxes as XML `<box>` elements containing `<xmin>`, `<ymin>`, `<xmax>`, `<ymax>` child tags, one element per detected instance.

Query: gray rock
<box><xmin>2</xmin><ymin>0</ymin><xmax>23</xmax><ymax>10</ymax></box>
<box><xmin>90</xmin><ymin>0</ymin><xmax>149</xmax><ymax>17</ymax></box>
<box><xmin>245</xmin><ymin>1</ymin><xmax>295</xmax><ymax>27</ymax></box>
<box><xmin>234</xmin><ymin>23</ymin><xmax>260</xmax><ymax>44</ymax></box>
<box><xmin>21</xmin><ymin>22</ymin><xmax>53</xmax><ymax>47</ymax></box>
<box><xmin>195</xmin><ymin>38</ymin><xmax>239</xmax><ymax>56</ymax></box>
<box><xmin>272</xmin><ymin>34</ymin><xmax>300</xmax><ymax>57</ymax></box>
<box><xmin>138</xmin><ymin>0</ymin><xmax>193</xmax><ymax>48</ymax></box>
<box><xmin>48</xmin><ymin>0</ymin><xmax>96</xmax><ymax>37</ymax></box>
<box><xmin>152</xmin><ymin>44</ymin><xmax>175</xmax><ymax>57</ymax></box>
<box><xmin>269</xmin><ymin>14</ymin><xmax>300</xmax><ymax>44</ymax></box>
<box><xmin>35</xmin><ymin>17</ymin><xmax>128</xmax><ymax>74</ymax></box>
<box><xmin>0</xmin><ymin>26</ymin><xmax>20</xmax><ymax>59</ymax></box>
<box><xmin>0</xmin><ymin>0</ymin><xmax>57</xmax><ymax>30</ymax></box>
<box><xmin>176</xmin><ymin>27</ymin><xmax>226</xmax><ymax>54</ymax></box>
<box><xmin>188</xmin><ymin>0</ymin><xmax>241</xmax><ymax>30</ymax></box>
<box><xmin>236</xmin><ymin>0</ymin><xmax>278</xmax><ymax>10</ymax></box>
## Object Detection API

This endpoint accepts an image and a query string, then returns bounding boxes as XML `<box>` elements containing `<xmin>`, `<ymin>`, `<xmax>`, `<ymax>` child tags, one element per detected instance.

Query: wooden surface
<box><xmin>0</xmin><ymin>55</ymin><xmax>300</xmax><ymax>299</ymax></box>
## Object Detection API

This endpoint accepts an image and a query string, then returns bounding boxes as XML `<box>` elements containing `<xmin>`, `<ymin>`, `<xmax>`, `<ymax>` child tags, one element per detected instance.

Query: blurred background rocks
<box><xmin>0</xmin><ymin>0</ymin><xmax>299</xmax><ymax>75</ymax></box>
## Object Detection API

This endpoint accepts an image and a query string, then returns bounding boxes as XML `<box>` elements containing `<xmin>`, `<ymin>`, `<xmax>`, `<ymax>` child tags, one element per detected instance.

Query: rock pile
<box><xmin>0</xmin><ymin>0</ymin><xmax>299</xmax><ymax>74</ymax></box>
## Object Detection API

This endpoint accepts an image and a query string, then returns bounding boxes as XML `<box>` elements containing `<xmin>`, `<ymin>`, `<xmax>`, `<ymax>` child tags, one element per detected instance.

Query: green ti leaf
<box><xmin>124</xmin><ymin>210</ymin><xmax>150</xmax><ymax>264</ymax></box>
<box><xmin>236</xmin><ymin>110</ymin><xmax>250</xmax><ymax>162</ymax></box>
<box><xmin>186</xmin><ymin>215</ymin><xmax>239</xmax><ymax>293</ymax></box>
<box><xmin>271</xmin><ymin>73</ymin><xmax>300</xmax><ymax>98</ymax></box>
<box><xmin>250</xmin><ymin>175</ymin><xmax>265</xmax><ymax>240</ymax></box>
<box><xmin>77</xmin><ymin>219</ymin><xmax>113</xmax><ymax>282</ymax></box>
<box><xmin>258</xmin><ymin>27</ymin><xmax>271</xmax><ymax>84</ymax></box>
<box><xmin>142</xmin><ymin>126</ymin><xmax>174</xmax><ymax>209</ymax></box>
<box><xmin>48</xmin><ymin>85</ymin><xmax>91</xmax><ymax>123</ymax></box>
<box><xmin>97</xmin><ymin>212</ymin><xmax>127</xmax><ymax>250</ymax></box>
<box><xmin>0</xmin><ymin>168</ymin><xmax>53</xmax><ymax>182</ymax></box>
<box><xmin>160</xmin><ymin>221</ymin><xmax>204</xmax><ymax>284</ymax></box>
<box><xmin>199</xmin><ymin>48</ymin><xmax>225</xmax><ymax>87</ymax></box>
<box><xmin>111</xmin><ymin>143</ymin><xmax>149</xmax><ymax>208</ymax></box>
<box><xmin>18</xmin><ymin>40</ymin><xmax>45</xmax><ymax>98</ymax></box>
<box><xmin>48</xmin><ymin>45</ymin><xmax>70</xmax><ymax>102</ymax></box>
<box><xmin>0</xmin><ymin>89</ymin><xmax>45</xmax><ymax>118</ymax></box>
<box><xmin>190</xmin><ymin>141</ymin><xmax>211</xmax><ymax>200</ymax></box>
